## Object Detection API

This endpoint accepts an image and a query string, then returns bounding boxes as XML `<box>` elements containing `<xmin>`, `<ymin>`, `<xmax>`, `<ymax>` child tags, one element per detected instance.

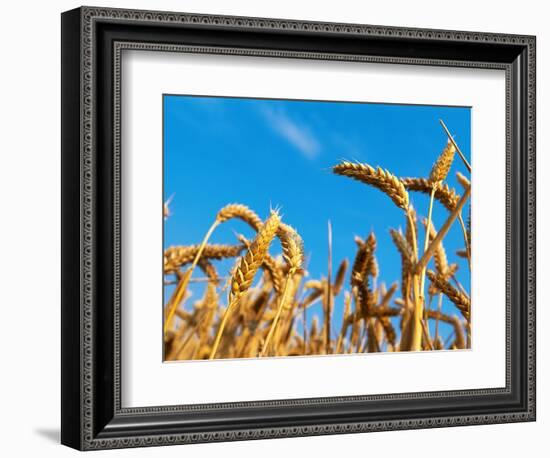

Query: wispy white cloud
<box><xmin>260</xmin><ymin>107</ymin><xmax>321</xmax><ymax>160</ymax></box>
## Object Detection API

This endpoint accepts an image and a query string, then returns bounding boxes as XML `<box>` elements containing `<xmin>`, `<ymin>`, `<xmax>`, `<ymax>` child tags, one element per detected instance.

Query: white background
<box><xmin>0</xmin><ymin>0</ymin><xmax>545</xmax><ymax>457</ymax></box>
<box><xmin>123</xmin><ymin>51</ymin><xmax>505</xmax><ymax>406</ymax></box>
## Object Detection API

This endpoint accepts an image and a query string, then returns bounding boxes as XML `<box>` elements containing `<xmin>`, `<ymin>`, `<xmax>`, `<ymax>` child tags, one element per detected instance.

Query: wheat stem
<box><xmin>419</xmin><ymin>186</ymin><xmax>436</xmax><ymax>301</ymax></box>
<box><xmin>164</xmin><ymin>221</ymin><xmax>219</xmax><ymax>334</ymax></box>
<box><xmin>260</xmin><ymin>273</ymin><xmax>294</xmax><ymax>357</ymax></box>
<box><xmin>209</xmin><ymin>211</ymin><xmax>280</xmax><ymax>359</ymax></box>
<box><xmin>409</xmin><ymin>271</ymin><xmax>423</xmax><ymax>351</ymax></box>
<box><xmin>405</xmin><ymin>208</ymin><xmax>423</xmax><ymax>351</ymax></box>
<box><xmin>406</xmin><ymin>211</ymin><xmax>418</xmax><ymax>263</ymax></box>
<box><xmin>416</xmin><ymin>185</ymin><xmax>471</xmax><ymax>274</ymax></box>
<box><xmin>260</xmin><ymin>224</ymin><xmax>304</xmax><ymax>356</ymax></box>
<box><xmin>209</xmin><ymin>302</ymin><xmax>236</xmax><ymax>359</ymax></box>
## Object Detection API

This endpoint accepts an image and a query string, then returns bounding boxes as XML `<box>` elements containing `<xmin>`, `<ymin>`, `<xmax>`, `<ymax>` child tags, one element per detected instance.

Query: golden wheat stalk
<box><xmin>210</xmin><ymin>211</ymin><xmax>281</xmax><ymax>359</ymax></box>
<box><xmin>408</xmin><ymin>275</ymin><xmax>423</xmax><ymax>351</ymax></box>
<box><xmin>403</xmin><ymin>212</ymin><xmax>421</xmax><ymax>351</ymax></box>
<box><xmin>333</xmin><ymin>162</ymin><xmax>409</xmax><ymax>210</ymax></box>
<box><xmin>419</xmin><ymin>140</ymin><xmax>456</xmax><ymax>302</ymax></box>
<box><xmin>275</xmin><ymin>269</ymin><xmax>305</xmax><ymax>351</ymax></box>
<box><xmin>260</xmin><ymin>224</ymin><xmax>304</xmax><ymax>356</ymax></box>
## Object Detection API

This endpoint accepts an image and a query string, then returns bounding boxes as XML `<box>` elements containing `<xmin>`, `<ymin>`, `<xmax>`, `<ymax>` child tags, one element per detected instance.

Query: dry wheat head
<box><xmin>229</xmin><ymin>211</ymin><xmax>281</xmax><ymax>303</ymax></box>
<box><xmin>216</xmin><ymin>203</ymin><xmax>263</xmax><ymax>231</ymax></box>
<box><xmin>333</xmin><ymin>162</ymin><xmax>409</xmax><ymax>210</ymax></box>
<box><xmin>429</xmin><ymin>141</ymin><xmax>456</xmax><ymax>185</ymax></box>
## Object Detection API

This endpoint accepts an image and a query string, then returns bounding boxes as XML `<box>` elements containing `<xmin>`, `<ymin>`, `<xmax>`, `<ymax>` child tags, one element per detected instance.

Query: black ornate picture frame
<box><xmin>61</xmin><ymin>6</ymin><xmax>536</xmax><ymax>451</ymax></box>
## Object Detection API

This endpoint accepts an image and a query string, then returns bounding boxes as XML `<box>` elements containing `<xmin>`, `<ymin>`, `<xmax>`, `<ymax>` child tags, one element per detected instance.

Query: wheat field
<box><xmin>163</xmin><ymin>120</ymin><xmax>471</xmax><ymax>361</ymax></box>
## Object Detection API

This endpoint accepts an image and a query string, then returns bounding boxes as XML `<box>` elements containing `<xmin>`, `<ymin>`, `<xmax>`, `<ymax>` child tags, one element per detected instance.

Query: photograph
<box><xmin>162</xmin><ymin>95</ymin><xmax>472</xmax><ymax>361</ymax></box>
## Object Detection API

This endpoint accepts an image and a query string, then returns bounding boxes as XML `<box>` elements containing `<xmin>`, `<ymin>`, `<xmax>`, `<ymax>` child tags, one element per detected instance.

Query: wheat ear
<box><xmin>333</xmin><ymin>162</ymin><xmax>409</xmax><ymax>210</ymax></box>
<box><xmin>260</xmin><ymin>224</ymin><xmax>304</xmax><ymax>356</ymax></box>
<box><xmin>237</xmin><ymin>234</ymin><xmax>284</xmax><ymax>295</ymax></box>
<box><xmin>351</xmin><ymin>236</ymin><xmax>369</xmax><ymax>289</ymax></box>
<box><xmin>164</xmin><ymin>244</ymin><xmax>245</xmax><ymax>273</ymax></box>
<box><xmin>401</xmin><ymin>178</ymin><xmax>460</xmax><ymax>212</ymax></box>
<box><xmin>365</xmin><ymin>232</ymin><xmax>378</xmax><ymax>278</ymax></box>
<box><xmin>390</xmin><ymin>228</ymin><xmax>414</xmax><ymax>299</ymax></box>
<box><xmin>429</xmin><ymin>141</ymin><xmax>456</xmax><ymax>184</ymax></box>
<box><xmin>426</xmin><ymin>270</ymin><xmax>470</xmax><ymax>320</ymax></box>
<box><xmin>351</xmin><ymin>235</ymin><xmax>376</xmax><ymax>319</ymax></box>
<box><xmin>210</xmin><ymin>211</ymin><xmax>281</xmax><ymax>359</ymax></box>
<box><xmin>333</xmin><ymin>259</ymin><xmax>349</xmax><ymax>296</ymax></box>
<box><xmin>423</xmin><ymin>220</ymin><xmax>457</xmax><ymax>328</ymax></box>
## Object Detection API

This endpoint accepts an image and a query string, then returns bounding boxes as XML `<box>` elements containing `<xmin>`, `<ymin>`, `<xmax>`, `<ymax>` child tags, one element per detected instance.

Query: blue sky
<box><xmin>163</xmin><ymin>94</ymin><xmax>471</xmax><ymax>346</ymax></box>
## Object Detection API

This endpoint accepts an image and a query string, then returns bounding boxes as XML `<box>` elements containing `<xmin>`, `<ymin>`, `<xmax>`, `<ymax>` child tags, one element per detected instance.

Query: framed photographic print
<box><xmin>61</xmin><ymin>6</ymin><xmax>536</xmax><ymax>450</ymax></box>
